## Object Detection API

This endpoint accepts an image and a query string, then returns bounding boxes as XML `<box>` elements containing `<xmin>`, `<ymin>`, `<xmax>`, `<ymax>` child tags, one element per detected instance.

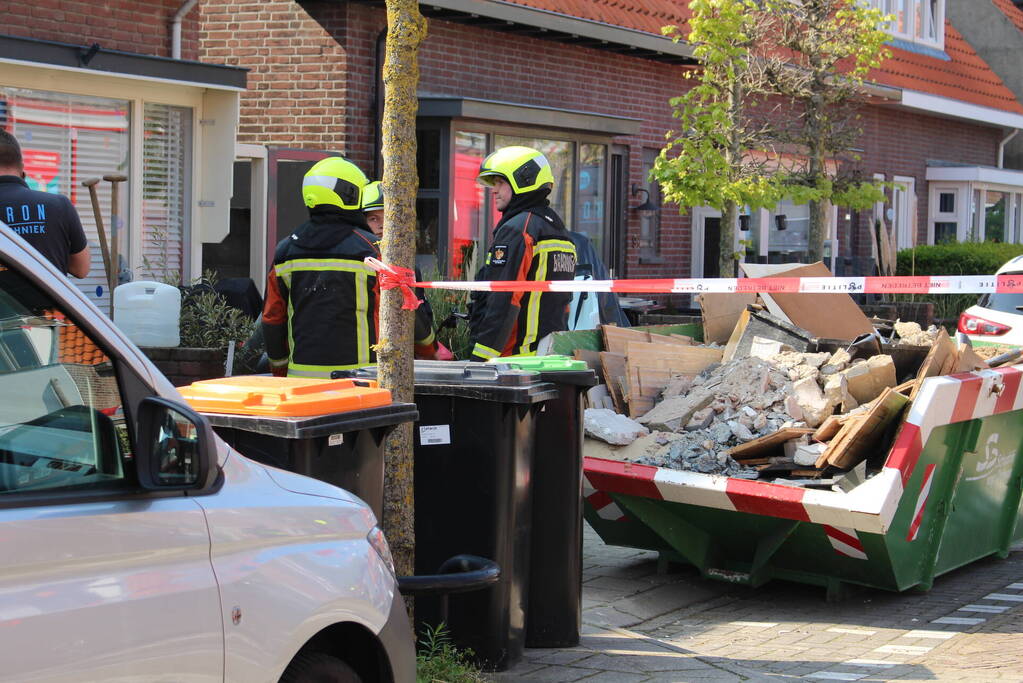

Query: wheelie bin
<box><xmin>583</xmin><ymin>366</ymin><xmax>1023</xmax><ymax>599</ymax></box>
<box><xmin>489</xmin><ymin>355</ymin><xmax>596</xmax><ymax>648</ymax></box>
<box><xmin>353</xmin><ymin>361</ymin><xmax>558</xmax><ymax>671</ymax></box>
<box><xmin>179</xmin><ymin>375</ymin><xmax>418</xmax><ymax>520</ymax></box>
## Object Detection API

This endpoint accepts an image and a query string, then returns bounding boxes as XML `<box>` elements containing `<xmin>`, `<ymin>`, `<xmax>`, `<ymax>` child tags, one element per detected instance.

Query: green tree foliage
<box><xmin>653</xmin><ymin>0</ymin><xmax>783</xmax><ymax>277</ymax></box>
<box><xmin>758</xmin><ymin>0</ymin><xmax>891</xmax><ymax>260</ymax></box>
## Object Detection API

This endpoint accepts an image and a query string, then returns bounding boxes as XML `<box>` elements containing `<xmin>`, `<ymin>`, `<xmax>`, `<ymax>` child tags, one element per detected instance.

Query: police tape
<box><xmin>363</xmin><ymin>258</ymin><xmax>1023</xmax><ymax>299</ymax></box>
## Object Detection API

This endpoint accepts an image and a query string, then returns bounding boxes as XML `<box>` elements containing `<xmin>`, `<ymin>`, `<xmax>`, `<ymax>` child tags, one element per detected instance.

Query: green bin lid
<box><xmin>488</xmin><ymin>354</ymin><xmax>588</xmax><ymax>372</ymax></box>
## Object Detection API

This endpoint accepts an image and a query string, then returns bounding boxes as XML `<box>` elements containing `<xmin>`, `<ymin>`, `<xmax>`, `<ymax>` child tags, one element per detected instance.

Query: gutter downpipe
<box><xmin>999</xmin><ymin>129</ymin><xmax>1019</xmax><ymax>168</ymax></box>
<box><xmin>171</xmin><ymin>0</ymin><xmax>200</xmax><ymax>60</ymax></box>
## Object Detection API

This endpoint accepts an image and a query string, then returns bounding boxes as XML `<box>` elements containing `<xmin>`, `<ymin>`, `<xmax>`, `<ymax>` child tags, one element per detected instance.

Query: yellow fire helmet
<box><xmin>477</xmin><ymin>146</ymin><xmax>555</xmax><ymax>195</ymax></box>
<box><xmin>302</xmin><ymin>156</ymin><xmax>369</xmax><ymax>210</ymax></box>
<box><xmin>361</xmin><ymin>180</ymin><xmax>384</xmax><ymax>212</ymax></box>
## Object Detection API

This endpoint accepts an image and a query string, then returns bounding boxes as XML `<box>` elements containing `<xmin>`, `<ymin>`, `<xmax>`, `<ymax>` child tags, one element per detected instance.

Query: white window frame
<box><xmin>870</xmin><ymin>0</ymin><xmax>944</xmax><ymax>50</ymax></box>
<box><xmin>0</xmin><ymin>60</ymin><xmax>239</xmax><ymax>286</ymax></box>
<box><xmin>892</xmin><ymin>175</ymin><xmax>916</xmax><ymax>249</ymax></box>
<box><xmin>235</xmin><ymin>144</ymin><xmax>269</xmax><ymax>292</ymax></box>
<box><xmin>928</xmin><ymin>184</ymin><xmax>962</xmax><ymax>244</ymax></box>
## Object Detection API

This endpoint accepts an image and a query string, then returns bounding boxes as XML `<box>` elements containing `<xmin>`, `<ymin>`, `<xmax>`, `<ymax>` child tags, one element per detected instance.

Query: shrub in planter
<box><xmin>179</xmin><ymin>271</ymin><xmax>262</xmax><ymax>375</ymax></box>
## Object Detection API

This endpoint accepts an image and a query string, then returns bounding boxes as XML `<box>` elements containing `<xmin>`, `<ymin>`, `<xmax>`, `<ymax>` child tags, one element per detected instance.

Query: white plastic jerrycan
<box><xmin>113</xmin><ymin>281</ymin><xmax>181</xmax><ymax>347</ymax></box>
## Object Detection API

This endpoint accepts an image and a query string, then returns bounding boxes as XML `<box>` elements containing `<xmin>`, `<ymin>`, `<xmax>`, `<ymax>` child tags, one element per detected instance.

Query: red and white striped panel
<box><xmin>823</xmin><ymin>525</ymin><xmax>868</xmax><ymax>560</ymax></box>
<box><xmin>583</xmin><ymin>365</ymin><xmax>1023</xmax><ymax>537</ymax></box>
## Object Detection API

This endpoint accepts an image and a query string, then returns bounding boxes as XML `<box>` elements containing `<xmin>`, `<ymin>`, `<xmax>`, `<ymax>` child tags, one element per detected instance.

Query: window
<box><xmin>768</xmin><ymin>199</ymin><xmax>811</xmax><ymax>264</ymax></box>
<box><xmin>450</xmin><ymin>131</ymin><xmax>488</xmax><ymax>277</ymax></box>
<box><xmin>870</xmin><ymin>0</ymin><xmax>943</xmax><ymax>48</ymax></box>
<box><xmin>141</xmin><ymin>104</ymin><xmax>192</xmax><ymax>284</ymax></box>
<box><xmin>0</xmin><ymin>261</ymin><xmax>131</xmax><ymax>495</ymax></box>
<box><xmin>3</xmin><ymin>87</ymin><xmax>131</xmax><ymax>304</ymax></box>
<box><xmin>577</xmin><ymin>144</ymin><xmax>607</xmax><ymax>260</ymax></box>
<box><xmin>493</xmin><ymin>135</ymin><xmax>574</xmax><ymax>227</ymax></box>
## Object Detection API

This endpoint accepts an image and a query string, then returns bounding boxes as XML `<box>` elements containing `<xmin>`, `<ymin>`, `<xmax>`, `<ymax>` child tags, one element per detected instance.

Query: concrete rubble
<box><xmin>580</xmin><ymin>289</ymin><xmax>1007</xmax><ymax>485</ymax></box>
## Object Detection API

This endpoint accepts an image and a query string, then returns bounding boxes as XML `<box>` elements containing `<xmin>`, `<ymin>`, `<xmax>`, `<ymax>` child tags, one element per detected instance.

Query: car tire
<box><xmin>279</xmin><ymin>651</ymin><xmax>364</xmax><ymax>683</ymax></box>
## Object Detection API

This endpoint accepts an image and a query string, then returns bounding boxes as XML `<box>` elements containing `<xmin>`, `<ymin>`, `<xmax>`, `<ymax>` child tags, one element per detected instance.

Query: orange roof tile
<box><xmin>869</xmin><ymin>21</ymin><xmax>1023</xmax><ymax>114</ymax></box>
<box><xmin>47</xmin><ymin>311</ymin><xmax>106</xmax><ymax>366</ymax></box>
<box><xmin>992</xmin><ymin>0</ymin><xmax>1023</xmax><ymax>34</ymax></box>
<box><xmin>498</xmin><ymin>0</ymin><xmax>1023</xmax><ymax>114</ymax></box>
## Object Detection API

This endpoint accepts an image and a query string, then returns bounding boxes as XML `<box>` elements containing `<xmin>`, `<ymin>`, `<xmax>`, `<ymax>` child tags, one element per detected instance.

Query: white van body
<box><xmin>0</xmin><ymin>224</ymin><xmax>414</xmax><ymax>683</ymax></box>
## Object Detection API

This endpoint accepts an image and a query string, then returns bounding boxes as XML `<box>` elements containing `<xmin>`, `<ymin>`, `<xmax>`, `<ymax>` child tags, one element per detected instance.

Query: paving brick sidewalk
<box><xmin>493</xmin><ymin>525</ymin><xmax>1023</xmax><ymax>682</ymax></box>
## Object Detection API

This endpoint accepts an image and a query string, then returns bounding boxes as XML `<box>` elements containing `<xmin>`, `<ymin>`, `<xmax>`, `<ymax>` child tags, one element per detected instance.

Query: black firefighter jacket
<box><xmin>468</xmin><ymin>203</ymin><xmax>577</xmax><ymax>361</ymax></box>
<box><xmin>261</xmin><ymin>208</ymin><xmax>380</xmax><ymax>377</ymax></box>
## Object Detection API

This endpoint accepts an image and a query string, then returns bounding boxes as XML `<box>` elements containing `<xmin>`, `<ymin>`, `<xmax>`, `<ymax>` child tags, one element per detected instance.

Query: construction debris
<box><xmin>567</xmin><ymin>263</ymin><xmax>1016</xmax><ymax>489</ymax></box>
<box><xmin>584</xmin><ymin>408</ymin><xmax>649</xmax><ymax>446</ymax></box>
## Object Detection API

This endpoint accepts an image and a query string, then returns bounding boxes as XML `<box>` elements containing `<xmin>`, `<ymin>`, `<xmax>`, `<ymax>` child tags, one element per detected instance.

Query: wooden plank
<box><xmin>699</xmin><ymin>293</ymin><xmax>758</xmax><ymax>345</ymax></box>
<box><xmin>573</xmin><ymin>349</ymin><xmax>605</xmax><ymax>384</ymax></box>
<box><xmin>624</xmin><ymin>342</ymin><xmax>723</xmax><ymax>417</ymax></box>
<box><xmin>721</xmin><ymin>307</ymin><xmax>751</xmax><ymax>362</ymax></box>
<box><xmin>910</xmin><ymin>327</ymin><xmax>956</xmax><ymax>400</ymax></box>
<box><xmin>602</xmin><ymin>325</ymin><xmax>651</xmax><ymax>355</ymax></box>
<box><xmin>820</xmin><ymin>387</ymin><xmax>910</xmax><ymax>469</ymax></box>
<box><xmin>600</xmin><ymin>351</ymin><xmax>629</xmax><ymax>414</ymax></box>
<box><xmin>727</xmin><ymin>427</ymin><xmax>815</xmax><ymax>460</ymax></box>
<box><xmin>812</xmin><ymin>414</ymin><xmax>845</xmax><ymax>442</ymax></box>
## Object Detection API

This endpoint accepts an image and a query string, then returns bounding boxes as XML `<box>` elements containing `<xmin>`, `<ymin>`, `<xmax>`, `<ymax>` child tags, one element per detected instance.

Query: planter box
<box><xmin>141</xmin><ymin>346</ymin><xmax>226</xmax><ymax>387</ymax></box>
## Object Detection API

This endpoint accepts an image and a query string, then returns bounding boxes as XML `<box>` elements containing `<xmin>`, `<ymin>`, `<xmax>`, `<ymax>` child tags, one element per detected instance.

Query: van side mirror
<box><xmin>136</xmin><ymin>397</ymin><xmax>220</xmax><ymax>492</ymax></box>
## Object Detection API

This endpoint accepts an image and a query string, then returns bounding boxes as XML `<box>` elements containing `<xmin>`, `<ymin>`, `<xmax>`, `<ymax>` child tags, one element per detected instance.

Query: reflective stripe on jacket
<box><xmin>261</xmin><ymin>211</ymin><xmax>380</xmax><ymax>377</ymax></box>
<box><xmin>468</xmin><ymin>208</ymin><xmax>577</xmax><ymax>361</ymax></box>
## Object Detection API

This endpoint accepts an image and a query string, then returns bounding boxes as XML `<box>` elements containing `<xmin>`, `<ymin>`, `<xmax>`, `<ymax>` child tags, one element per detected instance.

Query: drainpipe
<box><xmin>998</xmin><ymin>129</ymin><xmax>1019</xmax><ymax>168</ymax></box>
<box><xmin>171</xmin><ymin>0</ymin><xmax>199</xmax><ymax>60</ymax></box>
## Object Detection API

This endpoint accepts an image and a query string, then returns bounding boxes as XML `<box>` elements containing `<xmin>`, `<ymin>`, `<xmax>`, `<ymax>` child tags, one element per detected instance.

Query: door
<box><xmin>0</xmin><ymin>258</ymin><xmax>222</xmax><ymax>681</ymax></box>
<box><xmin>608</xmin><ymin>146</ymin><xmax>627</xmax><ymax>278</ymax></box>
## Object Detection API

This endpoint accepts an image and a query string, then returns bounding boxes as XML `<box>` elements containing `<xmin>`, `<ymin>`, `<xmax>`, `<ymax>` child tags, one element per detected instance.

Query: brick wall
<box><xmin>205</xmin><ymin>1</ymin><xmax>1006</xmax><ymax>286</ymax></box>
<box><xmin>4</xmin><ymin>0</ymin><xmax>199</xmax><ymax>59</ymax></box>
<box><xmin>328</xmin><ymin>4</ymin><xmax>694</xmax><ymax>282</ymax></box>
<box><xmin>200</xmin><ymin>0</ymin><xmax>350</xmax><ymax>149</ymax></box>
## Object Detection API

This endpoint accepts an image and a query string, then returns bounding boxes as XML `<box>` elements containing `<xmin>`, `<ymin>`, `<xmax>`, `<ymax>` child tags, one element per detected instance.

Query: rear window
<box><xmin>980</xmin><ymin>272</ymin><xmax>1023</xmax><ymax>313</ymax></box>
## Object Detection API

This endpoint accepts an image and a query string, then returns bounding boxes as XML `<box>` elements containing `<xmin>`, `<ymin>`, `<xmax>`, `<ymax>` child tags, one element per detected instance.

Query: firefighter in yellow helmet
<box><xmin>468</xmin><ymin>146</ymin><xmax>577</xmax><ymax>361</ymax></box>
<box><xmin>261</xmin><ymin>157</ymin><xmax>380</xmax><ymax>377</ymax></box>
<box><xmin>361</xmin><ymin>181</ymin><xmax>447</xmax><ymax>359</ymax></box>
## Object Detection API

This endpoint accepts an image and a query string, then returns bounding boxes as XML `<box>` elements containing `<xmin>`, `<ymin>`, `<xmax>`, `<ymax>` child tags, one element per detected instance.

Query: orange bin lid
<box><xmin>179</xmin><ymin>376</ymin><xmax>393</xmax><ymax>417</ymax></box>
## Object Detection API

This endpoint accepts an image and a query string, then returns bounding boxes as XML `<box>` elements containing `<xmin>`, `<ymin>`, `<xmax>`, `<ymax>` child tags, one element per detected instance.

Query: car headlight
<box><xmin>367</xmin><ymin>526</ymin><xmax>396</xmax><ymax>576</ymax></box>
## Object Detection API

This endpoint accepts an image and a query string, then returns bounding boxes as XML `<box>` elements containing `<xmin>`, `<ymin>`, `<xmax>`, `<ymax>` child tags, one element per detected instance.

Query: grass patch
<box><xmin>416</xmin><ymin>624</ymin><xmax>488</xmax><ymax>683</ymax></box>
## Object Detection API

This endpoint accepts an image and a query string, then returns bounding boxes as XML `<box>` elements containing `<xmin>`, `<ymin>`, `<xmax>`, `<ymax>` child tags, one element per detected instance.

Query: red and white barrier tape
<box><xmin>364</xmin><ymin>258</ymin><xmax>1023</xmax><ymax>296</ymax></box>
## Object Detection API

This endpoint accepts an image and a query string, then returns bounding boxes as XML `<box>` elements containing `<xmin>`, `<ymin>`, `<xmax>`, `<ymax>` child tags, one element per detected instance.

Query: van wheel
<box><xmin>280</xmin><ymin>651</ymin><xmax>363</xmax><ymax>683</ymax></box>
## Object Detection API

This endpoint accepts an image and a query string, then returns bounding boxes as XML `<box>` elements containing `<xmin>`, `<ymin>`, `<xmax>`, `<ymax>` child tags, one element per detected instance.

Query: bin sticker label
<box><xmin>419</xmin><ymin>425</ymin><xmax>451</xmax><ymax>446</ymax></box>
<box><xmin>328</xmin><ymin>433</ymin><xmax>344</xmax><ymax>447</ymax></box>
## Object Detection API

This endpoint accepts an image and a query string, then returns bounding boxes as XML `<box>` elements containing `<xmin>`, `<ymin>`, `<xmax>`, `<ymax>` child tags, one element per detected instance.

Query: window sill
<box><xmin>639</xmin><ymin>256</ymin><xmax>665</xmax><ymax>264</ymax></box>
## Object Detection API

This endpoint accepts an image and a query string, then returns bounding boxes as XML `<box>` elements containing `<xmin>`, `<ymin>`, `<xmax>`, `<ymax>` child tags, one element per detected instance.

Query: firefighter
<box><xmin>468</xmin><ymin>146</ymin><xmax>577</xmax><ymax>361</ymax></box>
<box><xmin>361</xmin><ymin>180</ymin><xmax>444</xmax><ymax>359</ymax></box>
<box><xmin>261</xmin><ymin>157</ymin><xmax>380</xmax><ymax>377</ymax></box>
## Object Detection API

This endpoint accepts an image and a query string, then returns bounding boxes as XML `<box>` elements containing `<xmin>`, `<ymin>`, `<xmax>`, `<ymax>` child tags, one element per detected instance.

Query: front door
<box><xmin>0</xmin><ymin>258</ymin><xmax>223</xmax><ymax>681</ymax></box>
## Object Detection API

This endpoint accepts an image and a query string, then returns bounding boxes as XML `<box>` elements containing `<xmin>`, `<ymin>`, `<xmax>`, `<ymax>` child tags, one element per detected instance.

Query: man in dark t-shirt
<box><xmin>0</xmin><ymin>130</ymin><xmax>90</xmax><ymax>278</ymax></box>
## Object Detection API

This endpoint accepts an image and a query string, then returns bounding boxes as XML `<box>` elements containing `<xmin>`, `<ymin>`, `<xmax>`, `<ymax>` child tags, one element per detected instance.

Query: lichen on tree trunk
<box><xmin>379</xmin><ymin>0</ymin><xmax>426</xmax><ymax>581</ymax></box>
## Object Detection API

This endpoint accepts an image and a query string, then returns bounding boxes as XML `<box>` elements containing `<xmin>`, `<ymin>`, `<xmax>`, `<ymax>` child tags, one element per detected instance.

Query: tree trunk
<box><xmin>379</xmin><ymin>0</ymin><xmax>426</xmax><ymax>580</ymax></box>
<box><xmin>808</xmin><ymin>198</ymin><xmax>828</xmax><ymax>265</ymax></box>
<box><xmin>719</xmin><ymin>77</ymin><xmax>742</xmax><ymax>278</ymax></box>
<box><xmin>720</xmin><ymin>201</ymin><xmax>738</xmax><ymax>277</ymax></box>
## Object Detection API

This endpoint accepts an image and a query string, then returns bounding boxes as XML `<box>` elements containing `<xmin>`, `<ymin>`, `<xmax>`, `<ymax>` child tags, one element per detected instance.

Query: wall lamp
<box><xmin>775</xmin><ymin>214</ymin><xmax>788</xmax><ymax>231</ymax></box>
<box><xmin>739</xmin><ymin>214</ymin><xmax>751</xmax><ymax>231</ymax></box>
<box><xmin>631</xmin><ymin>184</ymin><xmax>659</xmax><ymax>213</ymax></box>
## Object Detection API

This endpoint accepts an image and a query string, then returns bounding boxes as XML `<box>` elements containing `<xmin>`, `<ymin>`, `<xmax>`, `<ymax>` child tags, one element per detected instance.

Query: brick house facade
<box><xmin>198</xmin><ymin>0</ymin><xmax>1023</xmax><ymax>305</ymax></box>
<box><xmin>0</xmin><ymin>1</ymin><xmax>244</xmax><ymax>305</ymax></box>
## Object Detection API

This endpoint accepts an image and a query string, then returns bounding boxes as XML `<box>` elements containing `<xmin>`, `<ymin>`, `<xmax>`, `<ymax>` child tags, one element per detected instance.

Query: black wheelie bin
<box><xmin>179</xmin><ymin>375</ymin><xmax>418</xmax><ymax>520</ymax></box>
<box><xmin>490</xmin><ymin>355</ymin><xmax>597</xmax><ymax>648</ymax></box>
<box><xmin>353</xmin><ymin>361</ymin><xmax>557</xmax><ymax>671</ymax></box>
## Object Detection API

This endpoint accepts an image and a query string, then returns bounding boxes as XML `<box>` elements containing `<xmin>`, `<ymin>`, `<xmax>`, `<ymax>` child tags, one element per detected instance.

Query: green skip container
<box><xmin>584</xmin><ymin>366</ymin><xmax>1023</xmax><ymax>599</ymax></box>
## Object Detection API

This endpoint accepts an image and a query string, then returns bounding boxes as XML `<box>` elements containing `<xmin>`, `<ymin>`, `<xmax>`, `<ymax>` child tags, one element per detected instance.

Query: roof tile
<box><xmin>498</xmin><ymin>0</ymin><xmax>1022</xmax><ymax>114</ymax></box>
